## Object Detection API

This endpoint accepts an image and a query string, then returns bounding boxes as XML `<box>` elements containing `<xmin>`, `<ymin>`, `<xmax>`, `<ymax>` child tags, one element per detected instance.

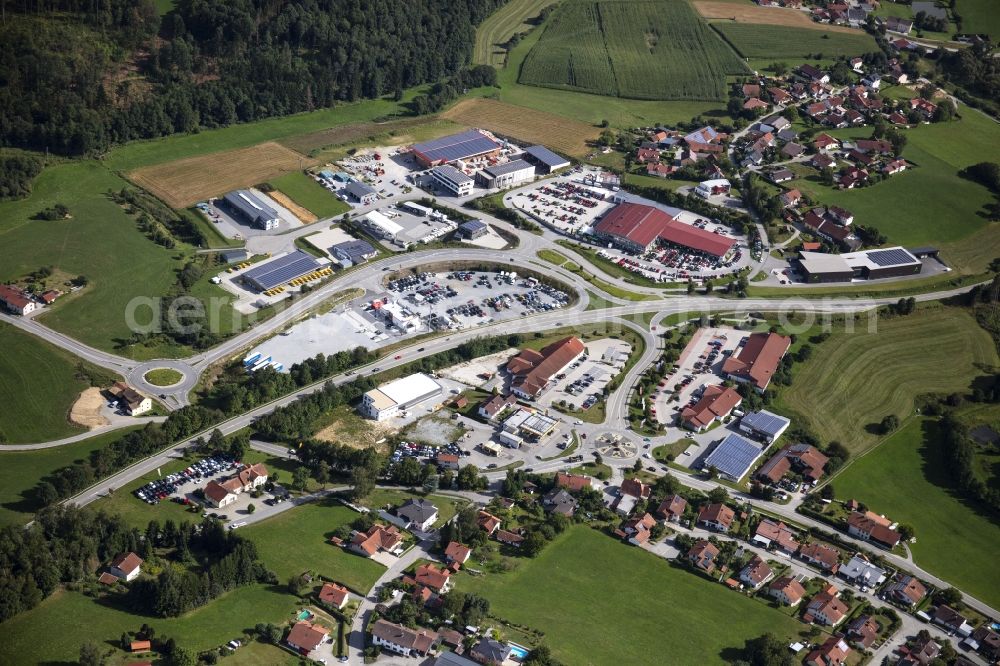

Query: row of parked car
<box><xmin>133</xmin><ymin>455</ymin><xmax>236</xmax><ymax>505</ymax></box>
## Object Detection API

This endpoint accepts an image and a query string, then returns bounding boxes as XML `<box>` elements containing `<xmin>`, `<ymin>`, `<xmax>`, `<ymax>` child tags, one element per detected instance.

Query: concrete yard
<box><xmin>537</xmin><ymin>338</ymin><xmax>631</xmax><ymax>410</ymax></box>
<box><xmin>197</xmin><ymin>188</ymin><xmax>305</xmax><ymax>239</ymax></box>
<box><xmin>505</xmin><ymin>167</ymin><xmax>617</xmax><ymax>235</ymax></box>
<box><xmin>303</xmin><ymin>225</ymin><xmax>357</xmax><ymax>258</ymax></box>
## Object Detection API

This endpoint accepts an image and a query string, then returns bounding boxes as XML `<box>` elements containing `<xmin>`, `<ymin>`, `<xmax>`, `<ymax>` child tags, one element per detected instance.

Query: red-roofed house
<box><xmin>477</xmin><ymin>510</ymin><xmax>501</xmax><ymax>534</ymax></box>
<box><xmin>349</xmin><ymin>524</ymin><xmax>403</xmax><ymax>557</ymax></box>
<box><xmin>554</xmin><ymin>472</ymin><xmax>593</xmax><ymax>492</ymax></box>
<box><xmin>444</xmin><ymin>541</ymin><xmax>472</xmax><ymax>565</ymax></box>
<box><xmin>722</xmin><ymin>332</ymin><xmax>791</xmax><ymax>392</ymax></box>
<box><xmin>806</xmin><ymin>585</ymin><xmax>849</xmax><ymax>626</ymax></box>
<box><xmin>752</xmin><ymin>519</ymin><xmax>800</xmax><ymax>554</ymax></box>
<box><xmin>697</xmin><ymin>503</ymin><xmax>735</xmax><ymax>532</ymax></box>
<box><xmin>508</xmin><ymin>337</ymin><xmax>586</xmax><ymax>399</ymax></box>
<box><xmin>318</xmin><ymin>582</ymin><xmax>350</xmax><ymax>610</ymax></box>
<box><xmin>0</xmin><ymin>285</ymin><xmax>36</xmax><ymax>315</ymax></box>
<box><xmin>799</xmin><ymin>542</ymin><xmax>841</xmax><ymax>572</ymax></box>
<box><xmin>806</xmin><ymin>635</ymin><xmax>851</xmax><ymax>666</ymax></box>
<box><xmin>769</xmin><ymin>576</ymin><xmax>807</xmax><ymax>606</ymax></box>
<box><xmin>655</xmin><ymin>495</ymin><xmax>687</xmax><ymax>522</ymax></box>
<box><xmin>847</xmin><ymin>512</ymin><xmax>901</xmax><ymax>549</ymax></box>
<box><xmin>688</xmin><ymin>540</ymin><xmax>720</xmax><ymax>573</ymax></box>
<box><xmin>680</xmin><ymin>384</ymin><xmax>742</xmax><ymax>431</ymax></box>
<box><xmin>739</xmin><ymin>556</ymin><xmax>774</xmax><ymax>590</ymax></box>
<box><xmin>286</xmin><ymin>621</ymin><xmax>331</xmax><ymax>655</ymax></box>
<box><xmin>413</xmin><ymin>563</ymin><xmax>452</xmax><ymax>593</ymax></box>
<box><xmin>109</xmin><ymin>552</ymin><xmax>144</xmax><ymax>582</ymax></box>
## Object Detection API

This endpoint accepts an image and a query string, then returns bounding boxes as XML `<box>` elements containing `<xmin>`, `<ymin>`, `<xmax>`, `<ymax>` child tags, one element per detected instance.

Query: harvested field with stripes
<box><xmin>474</xmin><ymin>0</ymin><xmax>560</xmax><ymax>67</ymax></box>
<box><xmin>694</xmin><ymin>0</ymin><xmax>867</xmax><ymax>32</ymax></box>
<box><xmin>713</xmin><ymin>23</ymin><xmax>880</xmax><ymax>59</ymax></box>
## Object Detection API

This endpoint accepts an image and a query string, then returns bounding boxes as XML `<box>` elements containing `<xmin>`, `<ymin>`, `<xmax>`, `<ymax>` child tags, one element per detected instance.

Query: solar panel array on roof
<box><xmin>703</xmin><ymin>433</ymin><xmax>765</xmax><ymax>481</ymax></box>
<box><xmin>411</xmin><ymin>130</ymin><xmax>500</xmax><ymax>164</ymax></box>
<box><xmin>741</xmin><ymin>410</ymin><xmax>791</xmax><ymax>437</ymax></box>
<box><xmin>242</xmin><ymin>251</ymin><xmax>322</xmax><ymax>291</ymax></box>
<box><xmin>866</xmin><ymin>247</ymin><xmax>917</xmax><ymax>267</ymax></box>
<box><xmin>483</xmin><ymin>159</ymin><xmax>534</xmax><ymax>177</ymax></box>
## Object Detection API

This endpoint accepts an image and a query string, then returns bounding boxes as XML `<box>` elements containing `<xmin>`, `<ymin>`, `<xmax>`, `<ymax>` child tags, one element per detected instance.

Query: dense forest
<box><xmin>0</xmin><ymin>0</ymin><xmax>506</xmax><ymax>155</ymax></box>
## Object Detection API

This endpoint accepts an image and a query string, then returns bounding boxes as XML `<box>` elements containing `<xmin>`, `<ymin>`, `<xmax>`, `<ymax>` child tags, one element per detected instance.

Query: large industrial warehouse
<box><xmin>477</xmin><ymin>159</ymin><xmax>536</xmax><ymax>189</ymax></box>
<box><xmin>522</xmin><ymin>145</ymin><xmax>570</xmax><ymax>174</ymax></box>
<box><xmin>797</xmin><ymin>247</ymin><xmax>922</xmax><ymax>283</ymax></box>
<box><xmin>241</xmin><ymin>250</ymin><xmax>323</xmax><ymax>292</ymax></box>
<box><xmin>592</xmin><ymin>203</ymin><xmax>735</xmax><ymax>258</ymax></box>
<box><xmin>410</xmin><ymin>129</ymin><xmax>501</xmax><ymax>168</ymax></box>
<box><xmin>361</xmin><ymin>373</ymin><xmax>443</xmax><ymax>421</ymax></box>
<box><xmin>222</xmin><ymin>189</ymin><xmax>281</xmax><ymax>230</ymax></box>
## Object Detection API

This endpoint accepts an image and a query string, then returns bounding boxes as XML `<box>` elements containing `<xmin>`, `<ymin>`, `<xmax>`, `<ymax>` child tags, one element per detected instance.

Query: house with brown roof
<box><xmin>722</xmin><ymin>332</ymin><xmax>791</xmax><ymax>392</ymax></box>
<box><xmin>752</xmin><ymin>519</ymin><xmax>799</xmax><ymax>554</ymax></box>
<box><xmin>286</xmin><ymin>620</ymin><xmax>330</xmax><ymax>655</ymax></box>
<box><xmin>622</xmin><ymin>513</ymin><xmax>656</xmax><ymax>546</ymax></box>
<box><xmin>555</xmin><ymin>471</ymin><xmax>592</xmax><ymax>492</ymax></box>
<box><xmin>846</xmin><ymin>511</ymin><xmax>901</xmax><ymax>549</ymax></box>
<box><xmin>444</xmin><ymin>541</ymin><xmax>472</xmax><ymax>565</ymax></box>
<box><xmin>756</xmin><ymin>443</ymin><xmax>829</xmax><ymax>484</ymax></box>
<box><xmin>697</xmin><ymin>503</ymin><xmax>735</xmax><ymax>532</ymax></box>
<box><xmin>318</xmin><ymin>582</ymin><xmax>350</xmax><ymax>610</ymax></box>
<box><xmin>507</xmin><ymin>337</ymin><xmax>585</xmax><ymax>399</ymax></box>
<box><xmin>910</xmin><ymin>97</ymin><xmax>937</xmax><ymax>119</ymax></box>
<box><xmin>0</xmin><ymin>284</ymin><xmax>36</xmax><ymax>315</ymax></box>
<box><xmin>611</xmin><ymin>477</ymin><xmax>651</xmax><ymax>515</ymax></box>
<box><xmin>769</xmin><ymin>87</ymin><xmax>792</xmax><ymax>104</ymax></box>
<box><xmin>769</xmin><ymin>576</ymin><xmax>807</xmax><ymax>606</ymax></box>
<box><xmin>496</xmin><ymin>529</ymin><xmax>524</xmax><ymax>547</ymax></box>
<box><xmin>806</xmin><ymin>585</ymin><xmax>849</xmax><ymax>626</ymax></box>
<box><xmin>970</xmin><ymin>626</ymin><xmax>1000</xmax><ymax>661</ymax></box>
<box><xmin>370</xmin><ymin>619</ymin><xmax>438</xmax><ymax>658</ymax></box>
<box><xmin>478</xmin><ymin>393</ymin><xmax>517</xmax><ymax>421</ymax></box>
<box><xmin>646</xmin><ymin>162</ymin><xmax>675</xmax><ymax>178</ymax></box>
<box><xmin>655</xmin><ymin>495</ymin><xmax>687</xmax><ymax>522</ymax></box>
<box><xmin>799</xmin><ymin>542</ymin><xmax>841</xmax><ymax>572</ymax></box>
<box><xmin>202</xmin><ymin>463</ymin><xmax>268</xmax><ymax>508</ymax></box>
<box><xmin>688</xmin><ymin>540</ymin><xmax>720</xmax><ymax>573</ymax></box>
<box><xmin>780</xmin><ymin>189</ymin><xmax>802</xmax><ymax>208</ymax></box>
<box><xmin>883</xmin><ymin>158</ymin><xmax>907</xmax><ymax>175</ymax></box>
<box><xmin>130</xmin><ymin>640</ymin><xmax>152</xmax><ymax>653</ymax></box>
<box><xmin>636</xmin><ymin>147</ymin><xmax>661</xmax><ymax>163</ymax></box>
<box><xmin>846</xmin><ymin>615</ymin><xmax>881</xmax><ymax>649</ymax></box>
<box><xmin>932</xmin><ymin>604</ymin><xmax>974</xmax><ymax>637</ymax></box>
<box><xmin>679</xmin><ymin>384</ymin><xmax>742</xmax><ymax>432</ymax></box>
<box><xmin>884</xmin><ymin>575</ymin><xmax>927</xmax><ymax>607</ymax></box>
<box><xmin>349</xmin><ymin>524</ymin><xmax>403</xmax><ymax>557</ymax></box>
<box><xmin>477</xmin><ymin>510</ymin><xmax>501</xmax><ymax>534</ymax></box>
<box><xmin>108</xmin><ymin>381</ymin><xmax>153</xmax><ymax>416</ymax></box>
<box><xmin>414</xmin><ymin>563</ymin><xmax>452</xmax><ymax>593</ymax></box>
<box><xmin>812</xmin><ymin>153</ymin><xmax>836</xmax><ymax>170</ymax></box>
<box><xmin>739</xmin><ymin>556</ymin><xmax>774</xmax><ymax>590</ymax></box>
<box><xmin>805</xmin><ymin>635</ymin><xmax>851</xmax><ymax>666</ymax></box>
<box><xmin>109</xmin><ymin>552</ymin><xmax>144</xmax><ymax>582</ymax></box>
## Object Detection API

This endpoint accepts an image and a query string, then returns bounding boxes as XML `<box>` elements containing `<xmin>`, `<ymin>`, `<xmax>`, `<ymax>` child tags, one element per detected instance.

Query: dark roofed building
<box><xmin>222</xmin><ymin>190</ymin><xmax>281</xmax><ymax>230</ymax></box>
<box><xmin>522</xmin><ymin>145</ymin><xmax>570</xmax><ymax>173</ymax></box>
<box><xmin>330</xmin><ymin>239</ymin><xmax>376</xmax><ymax>266</ymax></box>
<box><xmin>241</xmin><ymin>250</ymin><xmax>323</xmax><ymax>292</ymax></box>
<box><xmin>458</xmin><ymin>219</ymin><xmax>489</xmax><ymax>240</ymax></box>
<box><xmin>411</xmin><ymin>130</ymin><xmax>501</xmax><ymax>167</ymax></box>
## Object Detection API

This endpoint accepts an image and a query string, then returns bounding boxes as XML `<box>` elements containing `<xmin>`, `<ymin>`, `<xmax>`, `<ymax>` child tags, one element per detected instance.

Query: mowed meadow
<box><xmin>519</xmin><ymin>0</ymin><xmax>748</xmax><ymax>100</ymax></box>
<box><xmin>712</xmin><ymin>23</ymin><xmax>880</xmax><ymax>59</ymax></box>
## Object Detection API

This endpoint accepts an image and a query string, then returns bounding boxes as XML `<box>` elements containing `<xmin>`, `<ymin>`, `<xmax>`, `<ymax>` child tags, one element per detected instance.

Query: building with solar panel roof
<box><xmin>702</xmin><ymin>433</ymin><xmax>767</xmax><ymax>481</ymax></box>
<box><xmin>797</xmin><ymin>246</ymin><xmax>921</xmax><ymax>282</ymax></box>
<box><xmin>411</xmin><ymin>129</ymin><xmax>501</xmax><ymax>168</ymax></box>
<box><xmin>739</xmin><ymin>410</ymin><xmax>791</xmax><ymax>444</ymax></box>
<box><xmin>241</xmin><ymin>251</ymin><xmax>323</xmax><ymax>292</ymax></box>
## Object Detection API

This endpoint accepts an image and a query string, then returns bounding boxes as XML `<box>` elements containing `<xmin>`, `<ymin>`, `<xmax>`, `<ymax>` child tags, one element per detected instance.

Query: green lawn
<box><xmin>0</xmin><ymin>584</ymin><xmax>300</xmax><ymax>664</ymax></box>
<box><xmin>0</xmin><ymin>322</ymin><xmax>119</xmax><ymax>443</ymax></box>
<box><xmin>269</xmin><ymin>171</ymin><xmax>350</xmax><ymax>219</ymax></box>
<box><xmin>243</xmin><ymin>498</ymin><xmax>384</xmax><ymax>593</ymax></box>
<box><xmin>0</xmin><ymin>427</ymin><xmax>142</xmax><ymax>527</ymax></box>
<box><xmin>772</xmin><ymin>306</ymin><xmax>998</xmax><ymax>454</ymax></box>
<box><xmin>957</xmin><ymin>0</ymin><xmax>1000</xmax><ymax>40</ymax></box>
<box><xmin>360</xmin><ymin>489</ymin><xmax>467</xmax><ymax>528</ymax></box>
<box><xmin>712</xmin><ymin>23</ymin><xmax>880</xmax><ymax>59</ymax></box>
<box><xmin>832</xmin><ymin>417</ymin><xmax>1000</xmax><ymax>609</ymax></box>
<box><xmin>0</xmin><ymin>161</ymin><xmax>188</xmax><ymax>356</ymax></box>
<box><xmin>459</xmin><ymin>526</ymin><xmax>811</xmax><ymax>664</ymax></box>
<box><xmin>474</xmin><ymin>0</ymin><xmax>560</xmax><ymax>67</ymax></box>
<box><xmin>144</xmin><ymin>368</ymin><xmax>183</xmax><ymax>387</ymax></box>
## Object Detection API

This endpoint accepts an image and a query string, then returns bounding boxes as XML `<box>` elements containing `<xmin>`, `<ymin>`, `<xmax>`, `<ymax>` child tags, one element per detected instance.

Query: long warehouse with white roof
<box><xmin>361</xmin><ymin>373</ymin><xmax>443</xmax><ymax>421</ymax></box>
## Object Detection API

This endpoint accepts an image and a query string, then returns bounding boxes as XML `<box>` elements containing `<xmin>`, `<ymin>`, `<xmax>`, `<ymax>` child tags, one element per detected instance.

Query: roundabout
<box><xmin>143</xmin><ymin>368</ymin><xmax>184</xmax><ymax>387</ymax></box>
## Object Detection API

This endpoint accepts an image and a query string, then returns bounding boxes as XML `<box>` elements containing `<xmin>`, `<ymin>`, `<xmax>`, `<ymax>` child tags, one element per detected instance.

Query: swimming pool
<box><xmin>508</xmin><ymin>644</ymin><xmax>530</xmax><ymax>661</ymax></box>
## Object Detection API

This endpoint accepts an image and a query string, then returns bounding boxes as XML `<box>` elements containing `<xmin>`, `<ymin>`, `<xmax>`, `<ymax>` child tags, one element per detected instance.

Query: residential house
<box><xmin>757</xmin><ymin>443</ymin><xmax>829</xmax><ymax>484</ymax></box>
<box><xmin>555</xmin><ymin>471</ymin><xmax>592</xmax><ymax>492</ymax></box>
<box><xmin>885</xmin><ymin>16</ymin><xmax>914</xmax><ymax>34</ymax></box>
<box><xmin>395</xmin><ymin>499</ymin><xmax>439</xmax><ymax>532</ymax></box>
<box><xmin>109</xmin><ymin>552</ymin><xmax>144</xmax><ymax>582</ymax></box>
<box><xmin>846</xmin><ymin>511</ymin><xmax>901</xmax><ymax>549</ymax></box>
<box><xmin>744</xmin><ymin>98</ymin><xmax>769</xmax><ymax>112</ymax></box>
<box><xmin>444</xmin><ymin>541</ymin><xmax>472</xmax><ymax>565</ymax></box>
<box><xmin>811</xmin><ymin>153</ymin><xmax>836</xmax><ymax>170</ymax></box>
<box><xmin>780</xmin><ymin>142</ymin><xmax>805</xmax><ymax>159</ymax></box>
<box><xmin>479</xmin><ymin>394</ymin><xmax>517</xmax><ymax>421</ymax></box>
<box><xmin>838</xmin><ymin>553</ymin><xmax>886</xmax><ymax>588</ymax></box>
<box><xmin>805</xmin><ymin>636</ymin><xmax>851</xmax><ymax>666</ymax></box>
<box><xmin>739</xmin><ymin>556</ymin><xmax>774</xmax><ymax>590</ymax></box>
<box><xmin>806</xmin><ymin>585</ymin><xmax>849</xmax><ymax>626</ymax></box>
<box><xmin>722</xmin><ymin>332</ymin><xmax>791</xmax><ymax>392</ymax></box>
<box><xmin>286</xmin><ymin>621</ymin><xmax>331</xmax><ymax>655</ymax></box>
<box><xmin>799</xmin><ymin>64</ymin><xmax>830</xmax><ymax>84</ymax></box>
<box><xmin>436</xmin><ymin>452</ymin><xmax>460</xmax><ymax>472</ymax></box>
<box><xmin>680</xmin><ymin>384</ymin><xmax>742</xmax><ymax>432</ymax></box>
<box><xmin>846</xmin><ymin>615</ymin><xmax>881</xmax><ymax>649</ymax></box>
<box><xmin>752</xmin><ymin>519</ymin><xmax>799</xmax><ymax>554</ymax></box>
<box><xmin>318</xmin><ymin>582</ymin><xmax>350</xmax><ymax>610</ymax></box>
<box><xmin>542</xmin><ymin>488</ymin><xmax>577</xmax><ymax>517</ymax></box>
<box><xmin>776</xmin><ymin>128</ymin><xmax>798</xmax><ymax>143</ymax></box>
<box><xmin>969</xmin><ymin>626</ymin><xmax>1000</xmax><ymax>661</ymax></box>
<box><xmin>767</xmin><ymin>168</ymin><xmax>795</xmax><ymax>184</ymax></box>
<box><xmin>202</xmin><ymin>463</ymin><xmax>268</xmax><ymax>508</ymax></box>
<box><xmin>799</xmin><ymin>542</ymin><xmax>841</xmax><ymax>572</ymax></box>
<box><xmin>883</xmin><ymin>158</ymin><xmax>908</xmax><ymax>175</ymax></box>
<box><xmin>769</xmin><ymin>87</ymin><xmax>792</xmax><ymax>105</ymax></box>
<box><xmin>655</xmin><ymin>495</ymin><xmax>687</xmax><ymax>522</ymax></box>
<box><xmin>611</xmin><ymin>477</ymin><xmax>651</xmax><ymax>516</ymax></box>
<box><xmin>646</xmin><ymin>162</ymin><xmax>674</xmax><ymax>178</ymax></box>
<box><xmin>370</xmin><ymin>619</ymin><xmax>438</xmax><ymax>658</ymax></box>
<box><xmin>470</xmin><ymin>638</ymin><xmax>512</xmax><ymax>665</ymax></box>
<box><xmin>496</xmin><ymin>529</ymin><xmax>524</xmax><ymax>548</ymax></box>
<box><xmin>477</xmin><ymin>510</ymin><xmax>502</xmax><ymax>534</ymax></box>
<box><xmin>108</xmin><ymin>381</ymin><xmax>153</xmax><ymax>416</ymax></box>
<box><xmin>780</xmin><ymin>189</ymin><xmax>802</xmax><ymax>208</ymax></box>
<box><xmin>850</xmin><ymin>57</ymin><xmax>864</xmax><ymax>73</ymax></box>
<box><xmin>741</xmin><ymin>83</ymin><xmax>761</xmax><ymax>98</ymax></box>
<box><xmin>349</xmin><ymin>524</ymin><xmax>403</xmax><ymax>557</ymax></box>
<box><xmin>932</xmin><ymin>605</ymin><xmax>974</xmax><ymax>637</ymax></box>
<box><xmin>697</xmin><ymin>503</ymin><xmax>735</xmax><ymax>532</ymax></box>
<box><xmin>908</xmin><ymin>636</ymin><xmax>941</xmax><ymax>664</ymax></box>
<box><xmin>769</xmin><ymin>576</ymin><xmax>807</xmax><ymax>606</ymax></box>
<box><xmin>0</xmin><ymin>284</ymin><xmax>36</xmax><ymax>315</ymax></box>
<box><xmin>636</xmin><ymin>147</ymin><xmax>661</xmax><ymax>163</ymax></box>
<box><xmin>622</xmin><ymin>513</ymin><xmax>656</xmax><ymax>546</ymax></box>
<box><xmin>688</xmin><ymin>540</ymin><xmax>720</xmax><ymax>573</ymax></box>
<box><xmin>414</xmin><ymin>563</ymin><xmax>452</xmax><ymax>594</ymax></box>
<box><xmin>130</xmin><ymin>640</ymin><xmax>152</xmax><ymax>654</ymax></box>
<box><xmin>884</xmin><ymin>575</ymin><xmax>927</xmax><ymax>607</ymax></box>
<box><xmin>855</xmin><ymin>139</ymin><xmax>893</xmax><ymax>155</ymax></box>
<box><xmin>910</xmin><ymin>97</ymin><xmax>938</xmax><ymax>120</ymax></box>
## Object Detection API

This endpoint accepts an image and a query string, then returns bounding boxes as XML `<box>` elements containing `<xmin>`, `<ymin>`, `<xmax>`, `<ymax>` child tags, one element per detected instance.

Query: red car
<box><xmin>394</xmin><ymin>354</ymin><xmax>402</xmax><ymax>360</ymax></box>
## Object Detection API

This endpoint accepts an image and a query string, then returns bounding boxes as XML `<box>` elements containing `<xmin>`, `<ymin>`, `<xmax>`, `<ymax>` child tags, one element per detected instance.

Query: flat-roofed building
<box><xmin>522</xmin><ymin>145</ymin><xmax>570</xmax><ymax>173</ymax></box>
<box><xmin>431</xmin><ymin>165</ymin><xmax>474</xmax><ymax>196</ymax></box>
<box><xmin>702</xmin><ymin>433</ymin><xmax>767</xmax><ymax>481</ymax></box>
<box><xmin>361</xmin><ymin>373</ymin><xmax>443</xmax><ymax>421</ymax></box>
<box><xmin>360</xmin><ymin>210</ymin><xmax>403</xmax><ymax>239</ymax></box>
<box><xmin>222</xmin><ymin>189</ymin><xmax>281</xmax><ymax>230</ymax></box>
<box><xmin>798</xmin><ymin>247</ymin><xmax>922</xmax><ymax>282</ymax></box>
<box><xmin>477</xmin><ymin>159</ymin><xmax>535</xmax><ymax>189</ymax></box>
<box><xmin>241</xmin><ymin>250</ymin><xmax>323</xmax><ymax>292</ymax></box>
<box><xmin>345</xmin><ymin>181</ymin><xmax>378</xmax><ymax>205</ymax></box>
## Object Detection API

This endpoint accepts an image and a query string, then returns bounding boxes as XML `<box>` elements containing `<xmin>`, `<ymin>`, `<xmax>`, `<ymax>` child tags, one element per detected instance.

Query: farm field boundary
<box><xmin>694</xmin><ymin>1</ymin><xmax>866</xmax><ymax>33</ymax></box>
<box><xmin>474</xmin><ymin>0</ymin><xmax>560</xmax><ymax>67</ymax></box>
<box><xmin>127</xmin><ymin>141</ymin><xmax>316</xmax><ymax>208</ymax></box>
<box><xmin>712</xmin><ymin>22</ymin><xmax>880</xmax><ymax>59</ymax></box>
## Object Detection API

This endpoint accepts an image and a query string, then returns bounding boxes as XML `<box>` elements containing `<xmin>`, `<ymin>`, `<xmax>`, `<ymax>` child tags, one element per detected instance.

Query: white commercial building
<box><xmin>694</xmin><ymin>178</ymin><xmax>732</xmax><ymax>198</ymax></box>
<box><xmin>476</xmin><ymin>159</ymin><xmax>535</xmax><ymax>189</ymax></box>
<box><xmin>431</xmin><ymin>165</ymin><xmax>474</xmax><ymax>196</ymax></box>
<box><xmin>361</xmin><ymin>373</ymin><xmax>443</xmax><ymax>421</ymax></box>
<box><xmin>361</xmin><ymin>210</ymin><xmax>403</xmax><ymax>239</ymax></box>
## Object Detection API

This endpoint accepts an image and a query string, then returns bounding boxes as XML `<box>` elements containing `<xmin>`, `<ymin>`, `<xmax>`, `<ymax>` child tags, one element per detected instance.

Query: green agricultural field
<box><xmin>773</xmin><ymin>306</ymin><xmax>998</xmax><ymax>454</ymax></box>
<box><xmin>474</xmin><ymin>0</ymin><xmax>560</xmax><ymax>67</ymax></box>
<box><xmin>519</xmin><ymin>0</ymin><xmax>748</xmax><ymax>100</ymax></box>
<box><xmin>459</xmin><ymin>526</ymin><xmax>812</xmax><ymax>664</ymax></box>
<box><xmin>712</xmin><ymin>23</ymin><xmax>880</xmax><ymax>59</ymax></box>
<box><xmin>0</xmin><ymin>585</ymin><xmax>299</xmax><ymax>664</ymax></box>
<box><xmin>243</xmin><ymin>498</ymin><xmax>384</xmax><ymax>593</ymax></box>
<box><xmin>0</xmin><ymin>322</ymin><xmax>118</xmax><ymax>444</ymax></box>
<box><xmin>269</xmin><ymin>171</ymin><xmax>350</xmax><ymax>219</ymax></box>
<box><xmin>957</xmin><ymin>0</ymin><xmax>1000</xmax><ymax>40</ymax></box>
<box><xmin>0</xmin><ymin>427</ymin><xmax>141</xmax><ymax>527</ymax></box>
<box><xmin>832</xmin><ymin>418</ymin><xmax>1000</xmax><ymax>609</ymax></box>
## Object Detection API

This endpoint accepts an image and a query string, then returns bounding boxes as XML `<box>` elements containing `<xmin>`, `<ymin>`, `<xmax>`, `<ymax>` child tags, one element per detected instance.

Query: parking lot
<box><xmin>652</xmin><ymin>326</ymin><xmax>748</xmax><ymax>427</ymax></box>
<box><xmin>504</xmin><ymin>169</ymin><xmax>617</xmax><ymax>234</ymax></box>
<box><xmin>536</xmin><ymin>338</ymin><xmax>631</xmax><ymax>410</ymax></box>
<box><xmin>333</xmin><ymin>147</ymin><xmax>416</xmax><ymax>202</ymax></box>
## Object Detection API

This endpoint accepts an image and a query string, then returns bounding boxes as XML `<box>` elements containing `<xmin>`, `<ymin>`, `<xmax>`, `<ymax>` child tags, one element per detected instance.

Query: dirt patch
<box><xmin>128</xmin><ymin>142</ymin><xmax>316</xmax><ymax>208</ymax></box>
<box><xmin>694</xmin><ymin>1</ymin><xmax>864</xmax><ymax>33</ymax></box>
<box><xmin>439</xmin><ymin>348</ymin><xmax>517</xmax><ymax>387</ymax></box>
<box><xmin>279</xmin><ymin>116</ymin><xmax>450</xmax><ymax>155</ymax></box>
<box><xmin>269</xmin><ymin>190</ymin><xmax>318</xmax><ymax>223</ymax></box>
<box><xmin>441</xmin><ymin>98</ymin><xmax>600</xmax><ymax>157</ymax></box>
<box><xmin>69</xmin><ymin>387</ymin><xmax>109</xmax><ymax>429</ymax></box>
<box><xmin>315</xmin><ymin>418</ymin><xmax>392</xmax><ymax>453</ymax></box>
